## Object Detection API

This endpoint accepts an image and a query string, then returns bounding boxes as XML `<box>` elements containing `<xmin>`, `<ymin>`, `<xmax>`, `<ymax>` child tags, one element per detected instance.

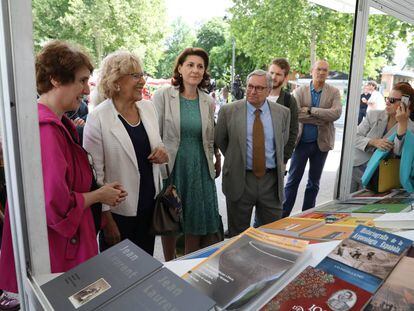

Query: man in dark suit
<box><xmin>215</xmin><ymin>70</ymin><xmax>290</xmax><ymax>237</ymax></box>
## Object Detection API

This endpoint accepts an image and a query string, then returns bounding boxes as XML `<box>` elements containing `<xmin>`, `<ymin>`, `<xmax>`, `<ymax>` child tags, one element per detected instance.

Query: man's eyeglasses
<box><xmin>247</xmin><ymin>84</ymin><xmax>268</xmax><ymax>92</ymax></box>
<box><xmin>128</xmin><ymin>72</ymin><xmax>147</xmax><ymax>80</ymax></box>
<box><xmin>385</xmin><ymin>97</ymin><xmax>401</xmax><ymax>104</ymax></box>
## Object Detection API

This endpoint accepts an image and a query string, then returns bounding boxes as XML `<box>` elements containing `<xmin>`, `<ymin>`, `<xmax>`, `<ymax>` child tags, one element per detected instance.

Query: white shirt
<box><xmin>367</xmin><ymin>90</ymin><xmax>385</xmax><ymax>111</ymax></box>
<box><xmin>267</xmin><ymin>95</ymin><xmax>279</xmax><ymax>103</ymax></box>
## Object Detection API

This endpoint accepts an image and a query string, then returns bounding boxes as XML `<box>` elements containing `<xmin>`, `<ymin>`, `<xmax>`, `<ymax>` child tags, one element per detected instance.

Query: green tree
<box><xmin>155</xmin><ymin>18</ymin><xmax>196</xmax><ymax>78</ymax></box>
<box><xmin>229</xmin><ymin>0</ymin><xmax>413</xmax><ymax>79</ymax></box>
<box><xmin>32</xmin><ymin>0</ymin><xmax>168</xmax><ymax>74</ymax></box>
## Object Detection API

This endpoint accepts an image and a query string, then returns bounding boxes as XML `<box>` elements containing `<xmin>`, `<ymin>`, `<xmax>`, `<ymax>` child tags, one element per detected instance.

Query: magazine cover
<box><xmin>317</xmin><ymin>225</ymin><xmax>412</xmax><ymax>293</ymax></box>
<box><xmin>365</xmin><ymin>256</ymin><xmax>414</xmax><ymax>311</ymax></box>
<box><xmin>182</xmin><ymin>227</ymin><xmax>308</xmax><ymax>310</ymax></box>
<box><xmin>316</xmin><ymin>203</ymin><xmax>363</xmax><ymax>212</ymax></box>
<box><xmin>260</xmin><ymin>266</ymin><xmax>372</xmax><ymax>311</ymax></box>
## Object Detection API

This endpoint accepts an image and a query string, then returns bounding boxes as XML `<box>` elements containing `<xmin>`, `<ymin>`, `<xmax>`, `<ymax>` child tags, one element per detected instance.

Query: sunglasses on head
<box><xmin>385</xmin><ymin>97</ymin><xmax>401</xmax><ymax>104</ymax></box>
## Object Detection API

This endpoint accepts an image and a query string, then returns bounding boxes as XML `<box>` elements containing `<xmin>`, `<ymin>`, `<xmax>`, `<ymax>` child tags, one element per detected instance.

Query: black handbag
<box><xmin>151</xmin><ymin>164</ymin><xmax>183</xmax><ymax>235</ymax></box>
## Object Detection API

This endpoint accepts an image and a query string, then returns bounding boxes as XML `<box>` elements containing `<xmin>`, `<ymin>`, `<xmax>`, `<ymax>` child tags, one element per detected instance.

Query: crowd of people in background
<box><xmin>0</xmin><ymin>38</ymin><xmax>414</xmax><ymax>310</ymax></box>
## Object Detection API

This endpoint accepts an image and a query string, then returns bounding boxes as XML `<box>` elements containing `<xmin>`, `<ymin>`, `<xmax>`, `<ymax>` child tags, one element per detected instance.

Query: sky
<box><xmin>165</xmin><ymin>0</ymin><xmax>233</xmax><ymax>26</ymax></box>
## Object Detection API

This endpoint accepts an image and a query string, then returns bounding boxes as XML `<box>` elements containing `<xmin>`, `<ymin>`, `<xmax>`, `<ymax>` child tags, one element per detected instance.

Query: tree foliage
<box><xmin>154</xmin><ymin>18</ymin><xmax>196</xmax><ymax>78</ymax></box>
<box><xmin>32</xmin><ymin>0</ymin><xmax>168</xmax><ymax>74</ymax></box>
<box><xmin>229</xmin><ymin>0</ymin><xmax>413</xmax><ymax>79</ymax></box>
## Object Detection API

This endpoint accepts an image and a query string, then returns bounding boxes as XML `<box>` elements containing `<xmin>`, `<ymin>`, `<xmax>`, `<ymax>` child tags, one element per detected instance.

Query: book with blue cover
<box><xmin>316</xmin><ymin>225</ymin><xmax>412</xmax><ymax>293</ymax></box>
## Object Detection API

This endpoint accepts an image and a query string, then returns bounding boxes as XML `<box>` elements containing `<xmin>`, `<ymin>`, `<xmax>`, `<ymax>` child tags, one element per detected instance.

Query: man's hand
<box><xmin>214</xmin><ymin>153</ymin><xmax>221</xmax><ymax>178</ymax></box>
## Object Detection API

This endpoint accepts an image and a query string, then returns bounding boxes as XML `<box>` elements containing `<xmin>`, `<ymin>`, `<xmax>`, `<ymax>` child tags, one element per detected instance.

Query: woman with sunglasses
<box><xmin>352</xmin><ymin>82</ymin><xmax>414</xmax><ymax>192</ymax></box>
<box><xmin>83</xmin><ymin>51</ymin><xmax>168</xmax><ymax>255</ymax></box>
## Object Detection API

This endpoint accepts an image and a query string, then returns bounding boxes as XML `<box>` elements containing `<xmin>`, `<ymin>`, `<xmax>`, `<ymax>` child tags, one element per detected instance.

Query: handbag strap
<box><xmin>165</xmin><ymin>164</ymin><xmax>173</xmax><ymax>186</ymax></box>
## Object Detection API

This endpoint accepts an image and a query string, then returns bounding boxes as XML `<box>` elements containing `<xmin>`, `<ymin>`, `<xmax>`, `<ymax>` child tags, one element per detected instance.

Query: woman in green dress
<box><xmin>153</xmin><ymin>48</ymin><xmax>222</xmax><ymax>260</ymax></box>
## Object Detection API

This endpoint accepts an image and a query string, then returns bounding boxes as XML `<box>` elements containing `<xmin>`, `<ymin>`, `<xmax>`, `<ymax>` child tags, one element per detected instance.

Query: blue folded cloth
<box><xmin>400</xmin><ymin>130</ymin><xmax>414</xmax><ymax>192</ymax></box>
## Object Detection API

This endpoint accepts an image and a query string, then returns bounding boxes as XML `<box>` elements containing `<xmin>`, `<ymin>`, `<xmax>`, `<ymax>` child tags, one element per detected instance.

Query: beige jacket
<box><xmin>294</xmin><ymin>83</ymin><xmax>342</xmax><ymax>152</ymax></box>
<box><xmin>152</xmin><ymin>85</ymin><xmax>216</xmax><ymax>179</ymax></box>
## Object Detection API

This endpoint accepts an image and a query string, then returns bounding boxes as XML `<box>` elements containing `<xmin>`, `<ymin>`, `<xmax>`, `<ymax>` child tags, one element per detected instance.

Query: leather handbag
<box><xmin>151</xmin><ymin>164</ymin><xmax>183</xmax><ymax>235</ymax></box>
<box><xmin>366</xmin><ymin>158</ymin><xmax>401</xmax><ymax>193</ymax></box>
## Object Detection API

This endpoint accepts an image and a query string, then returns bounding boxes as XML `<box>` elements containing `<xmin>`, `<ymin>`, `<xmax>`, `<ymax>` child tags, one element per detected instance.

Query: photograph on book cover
<box><xmin>329</xmin><ymin>239</ymin><xmax>400</xmax><ymax>279</ymax></box>
<box><xmin>183</xmin><ymin>229</ymin><xmax>306</xmax><ymax>310</ymax></box>
<box><xmin>366</xmin><ymin>256</ymin><xmax>414</xmax><ymax>311</ymax></box>
<box><xmin>68</xmin><ymin>278</ymin><xmax>111</xmax><ymax>309</ymax></box>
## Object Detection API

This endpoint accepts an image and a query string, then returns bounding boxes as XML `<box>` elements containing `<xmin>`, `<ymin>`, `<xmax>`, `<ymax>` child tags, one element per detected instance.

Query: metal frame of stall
<box><xmin>1</xmin><ymin>0</ymin><xmax>414</xmax><ymax>309</ymax></box>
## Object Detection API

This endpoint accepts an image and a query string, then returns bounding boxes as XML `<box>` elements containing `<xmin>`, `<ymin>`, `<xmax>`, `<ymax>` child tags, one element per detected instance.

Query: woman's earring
<box><xmin>116</xmin><ymin>84</ymin><xmax>120</xmax><ymax>92</ymax></box>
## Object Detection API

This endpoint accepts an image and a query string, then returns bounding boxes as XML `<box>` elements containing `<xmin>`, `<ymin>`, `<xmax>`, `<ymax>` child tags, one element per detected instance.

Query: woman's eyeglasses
<box><xmin>128</xmin><ymin>72</ymin><xmax>147</xmax><ymax>80</ymax></box>
<box><xmin>385</xmin><ymin>97</ymin><xmax>401</xmax><ymax>104</ymax></box>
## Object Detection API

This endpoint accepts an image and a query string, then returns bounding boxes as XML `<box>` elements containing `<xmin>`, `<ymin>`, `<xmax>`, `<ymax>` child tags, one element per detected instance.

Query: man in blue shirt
<box><xmin>283</xmin><ymin>60</ymin><xmax>342</xmax><ymax>217</ymax></box>
<box><xmin>215</xmin><ymin>70</ymin><xmax>290</xmax><ymax>237</ymax></box>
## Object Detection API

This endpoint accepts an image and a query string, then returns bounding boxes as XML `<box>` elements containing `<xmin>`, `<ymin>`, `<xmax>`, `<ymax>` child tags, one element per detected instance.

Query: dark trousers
<box><xmin>283</xmin><ymin>141</ymin><xmax>328</xmax><ymax>217</ymax></box>
<box><xmin>100</xmin><ymin>208</ymin><xmax>155</xmax><ymax>256</ymax></box>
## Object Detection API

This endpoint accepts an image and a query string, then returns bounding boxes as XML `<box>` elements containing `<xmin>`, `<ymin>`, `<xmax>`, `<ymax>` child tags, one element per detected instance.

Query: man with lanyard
<box><xmin>283</xmin><ymin>60</ymin><xmax>341</xmax><ymax>217</ymax></box>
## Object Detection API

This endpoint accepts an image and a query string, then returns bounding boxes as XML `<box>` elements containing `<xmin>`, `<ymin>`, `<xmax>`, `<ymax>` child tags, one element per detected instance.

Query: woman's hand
<box><xmin>396</xmin><ymin>103</ymin><xmax>410</xmax><ymax>136</ymax></box>
<box><xmin>368</xmin><ymin>138</ymin><xmax>394</xmax><ymax>151</ymax></box>
<box><xmin>214</xmin><ymin>153</ymin><xmax>221</xmax><ymax>178</ymax></box>
<box><xmin>98</xmin><ymin>182</ymin><xmax>128</xmax><ymax>206</ymax></box>
<box><xmin>148</xmin><ymin>146</ymin><xmax>169</xmax><ymax>164</ymax></box>
<box><xmin>102</xmin><ymin>211</ymin><xmax>121</xmax><ymax>246</ymax></box>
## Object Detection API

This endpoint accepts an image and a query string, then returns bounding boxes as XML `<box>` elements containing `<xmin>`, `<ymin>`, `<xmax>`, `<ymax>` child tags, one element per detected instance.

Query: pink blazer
<box><xmin>0</xmin><ymin>104</ymin><xmax>98</xmax><ymax>292</ymax></box>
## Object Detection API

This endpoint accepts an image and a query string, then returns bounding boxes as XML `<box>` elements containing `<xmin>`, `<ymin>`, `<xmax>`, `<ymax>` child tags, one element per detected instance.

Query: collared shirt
<box><xmin>301</xmin><ymin>82</ymin><xmax>322</xmax><ymax>143</ymax></box>
<box><xmin>246</xmin><ymin>100</ymin><xmax>276</xmax><ymax>169</ymax></box>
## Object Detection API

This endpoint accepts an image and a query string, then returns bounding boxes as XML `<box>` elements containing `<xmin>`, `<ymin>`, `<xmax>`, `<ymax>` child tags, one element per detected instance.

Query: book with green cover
<box><xmin>352</xmin><ymin>203</ymin><xmax>411</xmax><ymax>213</ymax></box>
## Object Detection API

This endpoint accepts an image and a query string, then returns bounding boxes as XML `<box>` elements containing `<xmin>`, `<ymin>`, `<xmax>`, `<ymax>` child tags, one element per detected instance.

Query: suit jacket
<box><xmin>276</xmin><ymin>90</ymin><xmax>299</xmax><ymax>162</ymax></box>
<box><xmin>83</xmin><ymin>98</ymin><xmax>164</xmax><ymax>217</ymax></box>
<box><xmin>215</xmin><ymin>99</ymin><xmax>290</xmax><ymax>202</ymax></box>
<box><xmin>153</xmin><ymin>85</ymin><xmax>216</xmax><ymax>179</ymax></box>
<box><xmin>354</xmin><ymin>109</ymin><xmax>414</xmax><ymax>166</ymax></box>
<box><xmin>294</xmin><ymin>82</ymin><xmax>342</xmax><ymax>152</ymax></box>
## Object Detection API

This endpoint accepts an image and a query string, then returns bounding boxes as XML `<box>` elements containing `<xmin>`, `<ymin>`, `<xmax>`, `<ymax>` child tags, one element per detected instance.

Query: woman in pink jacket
<box><xmin>0</xmin><ymin>40</ymin><xmax>126</xmax><ymax>309</ymax></box>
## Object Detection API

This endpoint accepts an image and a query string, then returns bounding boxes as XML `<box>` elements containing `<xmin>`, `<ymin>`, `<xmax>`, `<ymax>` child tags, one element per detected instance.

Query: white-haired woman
<box><xmin>83</xmin><ymin>51</ymin><xmax>168</xmax><ymax>255</ymax></box>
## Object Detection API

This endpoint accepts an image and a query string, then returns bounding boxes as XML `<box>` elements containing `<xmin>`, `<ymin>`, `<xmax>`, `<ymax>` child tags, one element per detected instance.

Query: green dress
<box><xmin>170</xmin><ymin>96</ymin><xmax>220</xmax><ymax>235</ymax></box>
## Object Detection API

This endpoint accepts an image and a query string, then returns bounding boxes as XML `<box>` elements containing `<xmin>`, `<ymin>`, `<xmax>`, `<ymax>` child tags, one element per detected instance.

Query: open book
<box><xmin>182</xmin><ymin>227</ymin><xmax>310</xmax><ymax>310</ymax></box>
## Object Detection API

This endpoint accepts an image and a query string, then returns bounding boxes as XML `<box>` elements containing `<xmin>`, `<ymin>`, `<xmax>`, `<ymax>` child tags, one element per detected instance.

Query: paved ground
<box><xmin>154</xmin><ymin>119</ymin><xmax>345</xmax><ymax>261</ymax></box>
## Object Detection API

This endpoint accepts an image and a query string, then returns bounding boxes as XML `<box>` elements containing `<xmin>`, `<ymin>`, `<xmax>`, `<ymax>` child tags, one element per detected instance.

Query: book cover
<box><xmin>376</xmin><ymin>197</ymin><xmax>414</xmax><ymax>205</ymax></box>
<box><xmin>339</xmin><ymin>198</ymin><xmax>380</xmax><ymax>205</ymax></box>
<box><xmin>352</xmin><ymin>189</ymin><xmax>393</xmax><ymax>198</ymax></box>
<box><xmin>316</xmin><ymin>225</ymin><xmax>412</xmax><ymax>293</ymax></box>
<box><xmin>182</xmin><ymin>227</ymin><xmax>308</xmax><ymax>310</ymax></box>
<box><xmin>335</xmin><ymin>216</ymin><xmax>374</xmax><ymax>227</ymax></box>
<box><xmin>42</xmin><ymin>239</ymin><xmax>163</xmax><ymax>310</ymax></box>
<box><xmin>99</xmin><ymin>268</ymin><xmax>216</xmax><ymax>311</ymax></box>
<box><xmin>260</xmin><ymin>266</ymin><xmax>372</xmax><ymax>311</ymax></box>
<box><xmin>300</xmin><ymin>224</ymin><xmax>355</xmax><ymax>241</ymax></box>
<box><xmin>374</xmin><ymin>210</ymin><xmax>414</xmax><ymax>229</ymax></box>
<box><xmin>260</xmin><ymin>217</ymin><xmax>324</xmax><ymax>236</ymax></box>
<box><xmin>316</xmin><ymin>203</ymin><xmax>364</xmax><ymax>213</ymax></box>
<box><xmin>365</xmin><ymin>256</ymin><xmax>414</xmax><ymax>311</ymax></box>
<box><xmin>352</xmin><ymin>203</ymin><xmax>411</xmax><ymax>213</ymax></box>
<box><xmin>300</xmin><ymin>212</ymin><xmax>350</xmax><ymax>224</ymax></box>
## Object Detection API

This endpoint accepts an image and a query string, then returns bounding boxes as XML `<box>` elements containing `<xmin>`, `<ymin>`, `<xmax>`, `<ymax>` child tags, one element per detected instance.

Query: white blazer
<box><xmin>152</xmin><ymin>85</ymin><xmax>216</xmax><ymax>179</ymax></box>
<box><xmin>83</xmin><ymin>98</ymin><xmax>164</xmax><ymax>216</ymax></box>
